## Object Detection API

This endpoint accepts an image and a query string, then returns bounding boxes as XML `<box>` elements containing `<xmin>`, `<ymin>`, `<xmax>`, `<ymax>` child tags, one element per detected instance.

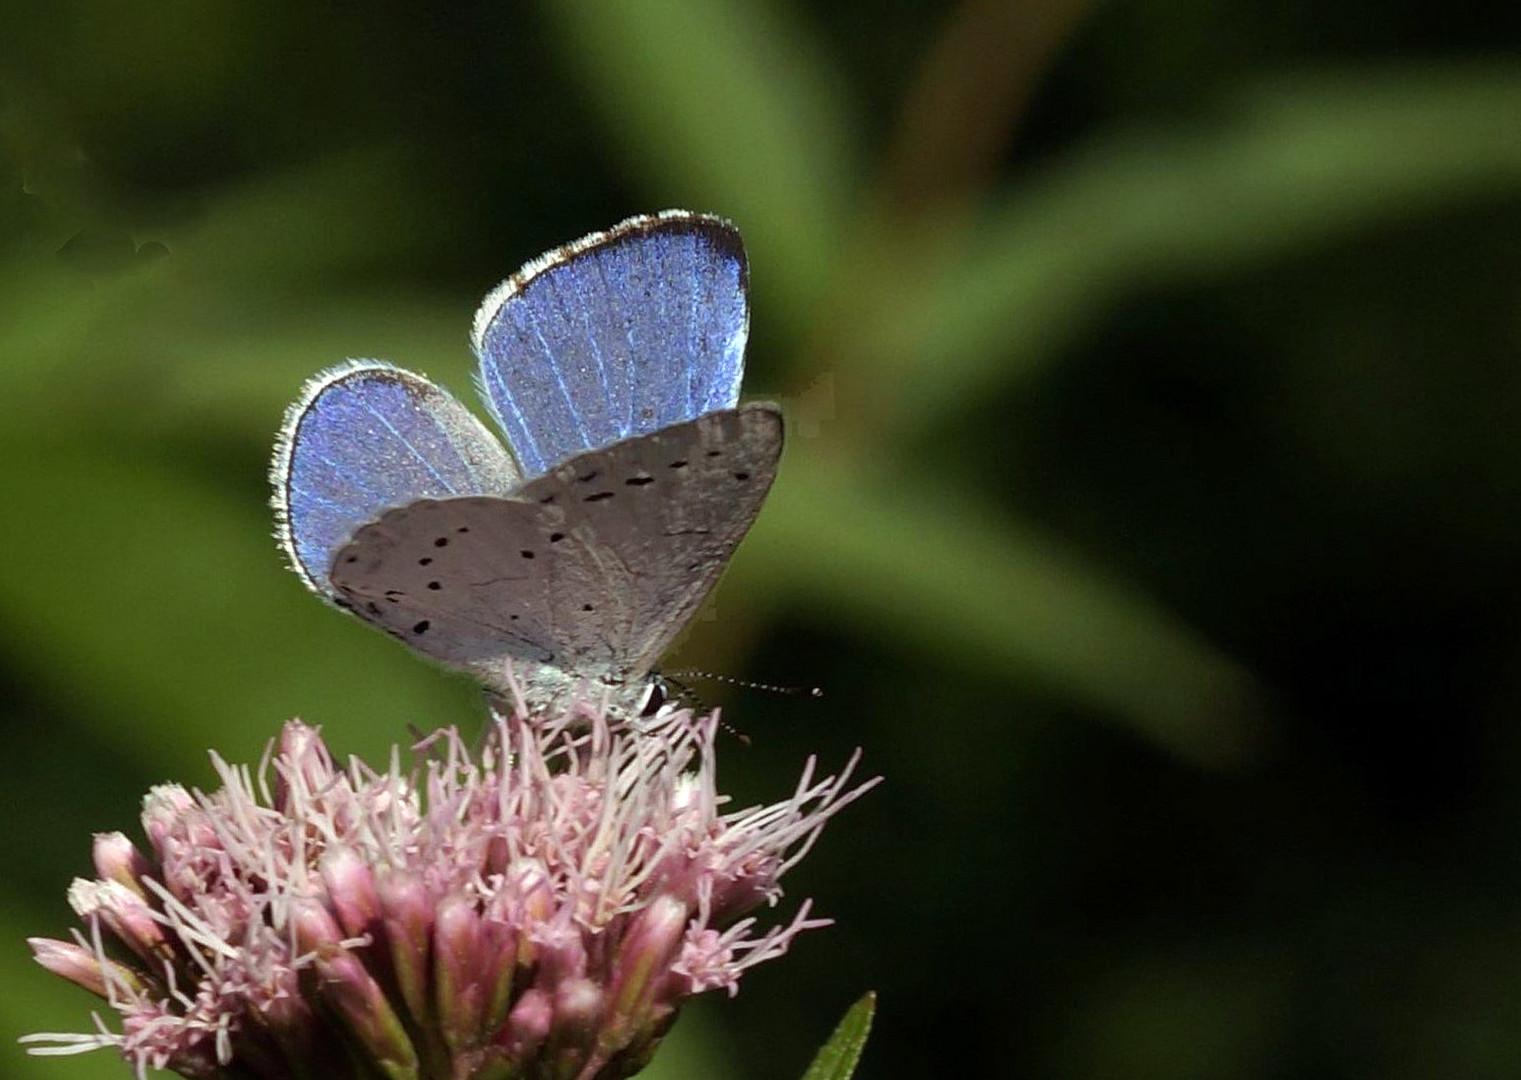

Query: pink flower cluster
<box><xmin>24</xmin><ymin>704</ymin><xmax>875</xmax><ymax>1080</ymax></box>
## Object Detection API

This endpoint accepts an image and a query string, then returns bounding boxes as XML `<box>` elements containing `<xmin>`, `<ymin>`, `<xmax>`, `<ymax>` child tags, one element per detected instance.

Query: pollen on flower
<box><xmin>22</xmin><ymin>702</ymin><xmax>878</xmax><ymax>1080</ymax></box>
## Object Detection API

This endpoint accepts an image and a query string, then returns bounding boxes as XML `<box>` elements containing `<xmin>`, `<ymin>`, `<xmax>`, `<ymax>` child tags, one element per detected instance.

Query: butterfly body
<box><xmin>272</xmin><ymin>212</ymin><xmax>781</xmax><ymax>718</ymax></box>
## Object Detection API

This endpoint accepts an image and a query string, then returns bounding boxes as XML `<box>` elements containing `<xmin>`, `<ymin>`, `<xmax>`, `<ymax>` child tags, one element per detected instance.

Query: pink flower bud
<box><xmin>320</xmin><ymin>846</ymin><xmax>381</xmax><ymax>939</ymax></box>
<box><xmin>27</xmin><ymin>937</ymin><xmax>139</xmax><ymax>1000</ymax></box>
<box><xmin>67</xmin><ymin>879</ymin><xmax>168</xmax><ymax>966</ymax></box>
<box><xmin>293</xmin><ymin>897</ymin><xmax>418</xmax><ymax>1077</ymax></box>
<box><xmin>378</xmin><ymin>869</ymin><xmax>434</xmax><ymax>1025</ymax></box>
<box><xmin>91</xmin><ymin>832</ymin><xmax>150</xmax><ymax>896</ymax></box>
<box><xmin>606</xmin><ymin>895</ymin><xmax>689</xmax><ymax>1024</ymax></box>
<box><xmin>139</xmin><ymin>784</ymin><xmax>195</xmax><ymax>857</ymax></box>
<box><xmin>433</xmin><ymin>892</ymin><xmax>486</xmax><ymax>1054</ymax></box>
<box><xmin>498</xmin><ymin>987</ymin><xmax>553</xmax><ymax>1060</ymax></box>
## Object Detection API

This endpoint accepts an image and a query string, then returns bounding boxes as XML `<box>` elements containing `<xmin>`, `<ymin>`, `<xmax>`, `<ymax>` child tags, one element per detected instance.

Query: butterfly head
<box><xmin>493</xmin><ymin>661</ymin><xmax>676</xmax><ymax>728</ymax></box>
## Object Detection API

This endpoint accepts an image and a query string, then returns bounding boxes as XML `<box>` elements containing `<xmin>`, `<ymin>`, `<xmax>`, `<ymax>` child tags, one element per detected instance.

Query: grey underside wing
<box><xmin>330</xmin><ymin>402</ymin><xmax>783</xmax><ymax>683</ymax></box>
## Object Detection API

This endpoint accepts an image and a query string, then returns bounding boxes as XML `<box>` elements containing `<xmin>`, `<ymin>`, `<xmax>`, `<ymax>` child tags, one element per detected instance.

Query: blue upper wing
<box><xmin>470</xmin><ymin>210</ymin><xmax>749</xmax><ymax>477</ymax></box>
<box><xmin>272</xmin><ymin>361</ymin><xmax>521</xmax><ymax>596</ymax></box>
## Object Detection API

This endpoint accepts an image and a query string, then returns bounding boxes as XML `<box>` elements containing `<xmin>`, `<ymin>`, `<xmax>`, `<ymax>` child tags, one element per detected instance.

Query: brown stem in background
<box><xmin>879</xmin><ymin>0</ymin><xmax>1101</xmax><ymax>216</ymax></box>
<box><xmin>794</xmin><ymin>0</ymin><xmax>1101</xmax><ymax>446</ymax></box>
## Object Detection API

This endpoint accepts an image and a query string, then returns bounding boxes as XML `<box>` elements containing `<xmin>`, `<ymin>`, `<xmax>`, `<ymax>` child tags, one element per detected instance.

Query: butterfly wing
<box><xmin>471</xmin><ymin>211</ymin><xmax>749</xmax><ymax>477</ymax></box>
<box><xmin>272</xmin><ymin>361</ymin><xmax>521</xmax><ymax>597</ymax></box>
<box><xmin>329</xmin><ymin>403</ymin><xmax>783</xmax><ymax>685</ymax></box>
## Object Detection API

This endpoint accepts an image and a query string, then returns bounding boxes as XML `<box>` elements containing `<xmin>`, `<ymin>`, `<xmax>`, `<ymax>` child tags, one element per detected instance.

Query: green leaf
<box><xmin>800</xmin><ymin>992</ymin><xmax>876</xmax><ymax>1080</ymax></box>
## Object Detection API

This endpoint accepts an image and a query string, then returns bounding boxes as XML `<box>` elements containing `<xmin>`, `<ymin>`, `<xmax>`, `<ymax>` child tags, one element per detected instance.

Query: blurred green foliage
<box><xmin>3</xmin><ymin>1</ymin><xmax>1521</xmax><ymax>1077</ymax></box>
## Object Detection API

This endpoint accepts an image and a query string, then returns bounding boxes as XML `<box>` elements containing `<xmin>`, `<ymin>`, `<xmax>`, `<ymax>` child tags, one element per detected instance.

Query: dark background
<box><xmin>5</xmin><ymin>1</ymin><xmax>1521</xmax><ymax>1077</ymax></box>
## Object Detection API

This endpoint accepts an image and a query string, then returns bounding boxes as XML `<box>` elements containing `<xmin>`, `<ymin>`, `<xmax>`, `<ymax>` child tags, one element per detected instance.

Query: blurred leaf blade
<box><xmin>0</xmin><ymin>445</ymin><xmax>479</xmax><ymax>777</ymax></box>
<box><xmin>800</xmin><ymin>992</ymin><xmax>876</xmax><ymax>1080</ymax></box>
<box><xmin>861</xmin><ymin>65</ymin><xmax>1521</xmax><ymax>434</ymax></box>
<box><xmin>0</xmin><ymin>146</ymin><xmax>473</xmax><ymax>440</ymax></box>
<box><xmin>535</xmin><ymin>0</ymin><xmax>862</xmax><ymax>324</ymax></box>
<box><xmin>741</xmin><ymin>456</ymin><xmax>1266</xmax><ymax>767</ymax></box>
<box><xmin>178</xmin><ymin>145</ymin><xmax>457</xmax><ymax>287</ymax></box>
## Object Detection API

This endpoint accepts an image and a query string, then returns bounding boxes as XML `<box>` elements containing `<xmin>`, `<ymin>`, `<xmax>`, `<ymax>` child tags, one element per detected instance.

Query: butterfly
<box><xmin>270</xmin><ymin>211</ymin><xmax>783</xmax><ymax>718</ymax></box>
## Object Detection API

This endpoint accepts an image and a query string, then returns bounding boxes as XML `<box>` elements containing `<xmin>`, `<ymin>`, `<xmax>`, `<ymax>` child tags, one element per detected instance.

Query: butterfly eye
<box><xmin>637</xmin><ymin>680</ymin><xmax>668</xmax><ymax>719</ymax></box>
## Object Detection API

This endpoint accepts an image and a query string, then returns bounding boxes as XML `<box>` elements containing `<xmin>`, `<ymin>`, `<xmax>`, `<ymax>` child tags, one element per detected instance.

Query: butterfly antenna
<box><xmin>662</xmin><ymin>672</ymin><xmax>693</xmax><ymax>702</ymax></box>
<box><xmin>664</xmin><ymin>669</ymin><xmax>824</xmax><ymax>699</ymax></box>
<box><xmin>662</xmin><ymin>673</ymin><xmax>752</xmax><ymax>746</ymax></box>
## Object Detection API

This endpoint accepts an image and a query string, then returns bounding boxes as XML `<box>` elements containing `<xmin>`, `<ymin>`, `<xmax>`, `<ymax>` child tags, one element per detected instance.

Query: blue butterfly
<box><xmin>271</xmin><ymin>211</ymin><xmax>783</xmax><ymax>717</ymax></box>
